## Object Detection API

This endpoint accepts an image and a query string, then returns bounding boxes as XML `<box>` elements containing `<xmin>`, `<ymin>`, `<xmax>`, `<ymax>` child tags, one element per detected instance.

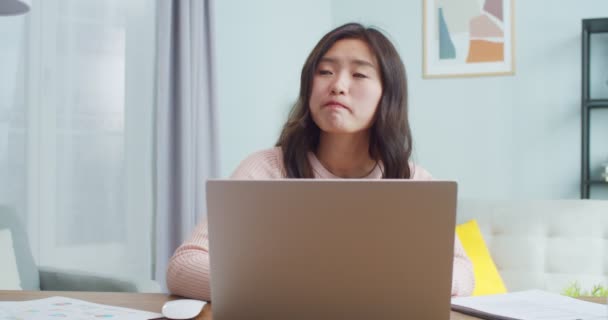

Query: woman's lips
<box><xmin>323</xmin><ymin>101</ymin><xmax>350</xmax><ymax>111</ymax></box>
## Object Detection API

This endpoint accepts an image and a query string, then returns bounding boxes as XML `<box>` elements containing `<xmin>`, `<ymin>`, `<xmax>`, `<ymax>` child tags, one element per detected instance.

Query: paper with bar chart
<box><xmin>0</xmin><ymin>296</ymin><xmax>161</xmax><ymax>320</ymax></box>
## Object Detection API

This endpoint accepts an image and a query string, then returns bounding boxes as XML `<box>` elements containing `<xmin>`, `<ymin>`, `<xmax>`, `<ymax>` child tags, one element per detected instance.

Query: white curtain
<box><xmin>0</xmin><ymin>0</ymin><xmax>157</xmax><ymax>278</ymax></box>
<box><xmin>0</xmin><ymin>11</ymin><xmax>27</xmax><ymax>221</ymax></box>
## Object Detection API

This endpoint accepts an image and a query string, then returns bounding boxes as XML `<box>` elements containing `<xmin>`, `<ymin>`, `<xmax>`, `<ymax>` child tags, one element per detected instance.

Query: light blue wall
<box><xmin>213</xmin><ymin>0</ymin><xmax>608</xmax><ymax>199</ymax></box>
<box><xmin>213</xmin><ymin>0</ymin><xmax>332</xmax><ymax>177</ymax></box>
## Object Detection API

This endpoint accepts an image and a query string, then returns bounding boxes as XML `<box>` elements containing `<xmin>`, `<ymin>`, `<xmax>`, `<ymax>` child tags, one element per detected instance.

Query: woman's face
<box><xmin>309</xmin><ymin>38</ymin><xmax>383</xmax><ymax>135</ymax></box>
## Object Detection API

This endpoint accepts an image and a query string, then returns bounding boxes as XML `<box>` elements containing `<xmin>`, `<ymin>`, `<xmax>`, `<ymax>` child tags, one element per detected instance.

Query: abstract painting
<box><xmin>423</xmin><ymin>0</ymin><xmax>514</xmax><ymax>78</ymax></box>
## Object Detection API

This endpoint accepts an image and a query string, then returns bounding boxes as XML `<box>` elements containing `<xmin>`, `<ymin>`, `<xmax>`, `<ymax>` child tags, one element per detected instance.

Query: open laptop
<box><xmin>206</xmin><ymin>180</ymin><xmax>457</xmax><ymax>320</ymax></box>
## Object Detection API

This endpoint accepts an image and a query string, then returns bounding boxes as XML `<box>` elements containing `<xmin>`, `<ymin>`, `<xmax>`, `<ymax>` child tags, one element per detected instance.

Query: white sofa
<box><xmin>456</xmin><ymin>199</ymin><xmax>608</xmax><ymax>294</ymax></box>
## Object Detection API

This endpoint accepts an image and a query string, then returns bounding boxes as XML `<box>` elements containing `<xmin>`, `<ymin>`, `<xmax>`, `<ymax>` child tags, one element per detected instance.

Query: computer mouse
<box><xmin>161</xmin><ymin>299</ymin><xmax>206</xmax><ymax>319</ymax></box>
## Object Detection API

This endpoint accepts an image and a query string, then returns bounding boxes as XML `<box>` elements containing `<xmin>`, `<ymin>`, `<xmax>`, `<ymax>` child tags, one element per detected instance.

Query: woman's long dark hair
<box><xmin>276</xmin><ymin>23</ymin><xmax>412</xmax><ymax>179</ymax></box>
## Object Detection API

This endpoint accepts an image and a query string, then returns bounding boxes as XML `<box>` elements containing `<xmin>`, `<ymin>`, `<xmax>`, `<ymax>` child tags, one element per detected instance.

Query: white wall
<box><xmin>213</xmin><ymin>0</ymin><xmax>608</xmax><ymax>200</ymax></box>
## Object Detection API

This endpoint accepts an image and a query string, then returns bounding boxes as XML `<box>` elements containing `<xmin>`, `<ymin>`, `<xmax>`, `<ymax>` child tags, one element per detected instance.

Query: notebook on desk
<box><xmin>206</xmin><ymin>180</ymin><xmax>458</xmax><ymax>320</ymax></box>
<box><xmin>451</xmin><ymin>290</ymin><xmax>607</xmax><ymax>320</ymax></box>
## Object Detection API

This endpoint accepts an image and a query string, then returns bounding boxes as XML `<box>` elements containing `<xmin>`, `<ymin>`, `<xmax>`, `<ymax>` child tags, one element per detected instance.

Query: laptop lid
<box><xmin>207</xmin><ymin>180</ymin><xmax>457</xmax><ymax>320</ymax></box>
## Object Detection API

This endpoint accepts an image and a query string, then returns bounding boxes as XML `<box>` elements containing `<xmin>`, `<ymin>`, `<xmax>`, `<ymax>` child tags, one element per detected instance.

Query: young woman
<box><xmin>166</xmin><ymin>23</ymin><xmax>474</xmax><ymax>300</ymax></box>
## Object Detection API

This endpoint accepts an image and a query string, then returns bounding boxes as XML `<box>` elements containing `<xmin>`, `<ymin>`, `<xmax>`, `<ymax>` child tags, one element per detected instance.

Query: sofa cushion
<box><xmin>456</xmin><ymin>219</ymin><xmax>507</xmax><ymax>295</ymax></box>
<box><xmin>456</xmin><ymin>199</ymin><xmax>608</xmax><ymax>294</ymax></box>
<box><xmin>0</xmin><ymin>229</ymin><xmax>22</xmax><ymax>289</ymax></box>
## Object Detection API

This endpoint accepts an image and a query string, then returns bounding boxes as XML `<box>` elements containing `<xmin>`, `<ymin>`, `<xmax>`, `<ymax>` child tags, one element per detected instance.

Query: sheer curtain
<box><xmin>0</xmin><ymin>0</ymin><xmax>156</xmax><ymax>278</ymax></box>
<box><xmin>0</xmin><ymin>8</ymin><xmax>27</xmax><ymax>236</ymax></box>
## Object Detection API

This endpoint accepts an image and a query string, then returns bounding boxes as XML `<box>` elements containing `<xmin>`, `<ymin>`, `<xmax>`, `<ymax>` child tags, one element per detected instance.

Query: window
<box><xmin>0</xmin><ymin>0</ymin><xmax>156</xmax><ymax>278</ymax></box>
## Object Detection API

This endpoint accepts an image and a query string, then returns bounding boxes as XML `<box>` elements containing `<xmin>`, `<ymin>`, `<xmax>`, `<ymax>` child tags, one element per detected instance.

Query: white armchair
<box><xmin>0</xmin><ymin>205</ymin><xmax>160</xmax><ymax>292</ymax></box>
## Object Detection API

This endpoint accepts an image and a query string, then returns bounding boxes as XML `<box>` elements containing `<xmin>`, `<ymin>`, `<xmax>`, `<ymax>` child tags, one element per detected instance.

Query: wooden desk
<box><xmin>0</xmin><ymin>290</ymin><xmax>604</xmax><ymax>320</ymax></box>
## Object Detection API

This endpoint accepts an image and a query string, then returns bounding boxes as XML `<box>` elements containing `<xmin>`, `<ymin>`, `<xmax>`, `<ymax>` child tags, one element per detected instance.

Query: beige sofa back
<box><xmin>456</xmin><ymin>199</ymin><xmax>608</xmax><ymax>293</ymax></box>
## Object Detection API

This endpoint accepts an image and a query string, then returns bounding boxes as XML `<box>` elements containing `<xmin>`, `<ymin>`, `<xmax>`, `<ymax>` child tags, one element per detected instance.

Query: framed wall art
<box><xmin>423</xmin><ymin>0</ymin><xmax>515</xmax><ymax>78</ymax></box>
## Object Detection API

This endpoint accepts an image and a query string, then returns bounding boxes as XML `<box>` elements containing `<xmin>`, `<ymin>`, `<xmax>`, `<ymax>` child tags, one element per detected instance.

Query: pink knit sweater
<box><xmin>166</xmin><ymin>147</ymin><xmax>475</xmax><ymax>300</ymax></box>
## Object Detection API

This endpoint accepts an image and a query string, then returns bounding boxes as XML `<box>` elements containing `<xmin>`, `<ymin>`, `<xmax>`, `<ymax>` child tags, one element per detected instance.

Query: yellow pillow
<box><xmin>456</xmin><ymin>219</ymin><xmax>507</xmax><ymax>296</ymax></box>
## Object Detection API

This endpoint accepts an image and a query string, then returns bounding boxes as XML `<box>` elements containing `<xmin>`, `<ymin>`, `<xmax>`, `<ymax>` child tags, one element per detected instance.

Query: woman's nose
<box><xmin>330</xmin><ymin>74</ymin><xmax>347</xmax><ymax>95</ymax></box>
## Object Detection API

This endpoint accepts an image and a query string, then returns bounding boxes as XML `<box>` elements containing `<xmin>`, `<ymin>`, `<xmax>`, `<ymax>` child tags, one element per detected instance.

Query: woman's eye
<box><xmin>318</xmin><ymin>69</ymin><xmax>332</xmax><ymax>75</ymax></box>
<box><xmin>353</xmin><ymin>73</ymin><xmax>368</xmax><ymax>78</ymax></box>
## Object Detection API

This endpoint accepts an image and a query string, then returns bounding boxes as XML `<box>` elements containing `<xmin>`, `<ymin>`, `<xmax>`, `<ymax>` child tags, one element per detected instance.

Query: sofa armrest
<box><xmin>39</xmin><ymin>266</ymin><xmax>161</xmax><ymax>293</ymax></box>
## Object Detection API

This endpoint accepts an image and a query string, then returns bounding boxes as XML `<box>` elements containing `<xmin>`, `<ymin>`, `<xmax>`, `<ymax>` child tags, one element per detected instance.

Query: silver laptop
<box><xmin>206</xmin><ymin>180</ymin><xmax>457</xmax><ymax>320</ymax></box>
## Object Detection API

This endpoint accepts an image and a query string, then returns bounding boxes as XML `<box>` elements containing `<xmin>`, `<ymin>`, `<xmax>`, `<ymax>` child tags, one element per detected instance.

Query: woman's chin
<box><xmin>315</xmin><ymin>118</ymin><xmax>367</xmax><ymax>135</ymax></box>
<box><xmin>319</xmin><ymin>126</ymin><xmax>361</xmax><ymax>135</ymax></box>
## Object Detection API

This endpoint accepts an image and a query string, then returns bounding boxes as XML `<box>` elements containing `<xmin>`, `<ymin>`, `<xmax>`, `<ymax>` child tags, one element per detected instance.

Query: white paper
<box><xmin>451</xmin><ymin>290</ymin><xmax>608</xmax><ymax>320</ymax></box>
<box><xmin>0</xmin><ymin>296</ymin><xmax>162</xmax><ymax>320</ymax></box>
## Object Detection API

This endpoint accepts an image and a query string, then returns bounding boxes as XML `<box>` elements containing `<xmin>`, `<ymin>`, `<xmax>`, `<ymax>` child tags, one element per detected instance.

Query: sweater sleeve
<box><xmin>452</xmin><ymin>235</ymin><xmax>475</xmax><ymax>296</ymax></box>
<box><xmin>166</xmin><ymin>148</ymin><xmax>284</xmax><ymax>300</ymax></box>
<box><xmin>410</xmin><ymin>163</ymin><xmax>475</xmax><ymax>296</ymax></box>
<box><xmin>166</xmin><ymin>220</ymin><xmax>211</xmax><ymax>300</ymax></box>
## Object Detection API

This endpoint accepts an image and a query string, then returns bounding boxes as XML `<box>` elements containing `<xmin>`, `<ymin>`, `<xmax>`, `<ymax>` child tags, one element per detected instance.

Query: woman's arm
<box><xmin>451</xmin><ymin>235</ymin><xmax>475</xmax><ymax>296</ymax></box>
<box><xmin>166</xmin><ymin>221</ymin><xmax>212</xmax><ymax>301</ymax></box>
<box><xmin>409</xmin><ymin>164</ymin><xmax>474</xmax><ymax>296</ymax></box>
<box><xmin>166</xmin><ymin>148</ymin><xmax>284</xmax><ymax>300</ymax></box>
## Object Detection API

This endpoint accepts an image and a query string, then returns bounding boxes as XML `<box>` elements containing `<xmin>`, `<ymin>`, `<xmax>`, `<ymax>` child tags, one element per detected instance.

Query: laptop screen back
<box><xmin>207</xmin><ymin>180</ymin><xmax>457</xmax><ymax>320</ymax></box>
